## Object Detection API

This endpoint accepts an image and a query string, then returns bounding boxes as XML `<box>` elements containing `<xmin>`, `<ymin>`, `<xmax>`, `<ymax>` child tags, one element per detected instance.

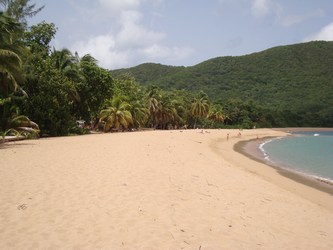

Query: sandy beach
<box><xmin>1</xmin><ymin>129</ymin><xmax>333</xmax><ymax>249</ymax></box>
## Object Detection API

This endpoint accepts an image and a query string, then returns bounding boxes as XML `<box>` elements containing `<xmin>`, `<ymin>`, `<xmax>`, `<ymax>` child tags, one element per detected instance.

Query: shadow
<box><xmin>0</xmin><ymin>140</ymin><xmax>36</xmax><ymax>150</ymax></box>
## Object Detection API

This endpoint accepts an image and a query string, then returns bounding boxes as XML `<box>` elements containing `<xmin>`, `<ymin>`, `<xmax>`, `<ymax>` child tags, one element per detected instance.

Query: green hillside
<box><xmin>111</xmin><ymin>41</ymin><xmax>333</xmax><ymax>126</ymax></box>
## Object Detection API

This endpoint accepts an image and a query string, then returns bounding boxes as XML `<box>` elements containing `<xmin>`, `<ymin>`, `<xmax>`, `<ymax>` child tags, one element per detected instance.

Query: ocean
<box><xmin>260</xmin><ymin>131</ymin><xmax>333</xmax><ymax>183</ymax></box>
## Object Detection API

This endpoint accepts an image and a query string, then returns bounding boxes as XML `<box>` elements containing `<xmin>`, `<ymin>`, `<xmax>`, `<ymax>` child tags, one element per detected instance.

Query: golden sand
<box><xmin>0</xmin><ymin>129</ymin><xmax>332</xmax><ymax>249</ymax></box>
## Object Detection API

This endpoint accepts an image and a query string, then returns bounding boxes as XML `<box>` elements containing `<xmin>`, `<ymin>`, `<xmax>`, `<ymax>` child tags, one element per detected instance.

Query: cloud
<box><xmin>98</xmin><ymin>0</ymin><xmax>141</xmax><ymax>12</ymax></box>
<box><xmin>72</xmin><ymin>29</ymin><xmax>194</xmax><ymax>69</ymax></box>
<box><xmin>278</xmin><ymin>8</ymin><xmax>325</xmax><ymax>27</ymax></box>
<box><xmin>140</xmin><ymin>45</ymin><xmax>194</xmax><ymax>62</ymax></box>
<box><xmin>71</xmin><ymin>0</ymin><xmax>194</xmax><ymax>69</ymax></box>
<box><xmin>98</xmin><ymin>0</ymin><xmax>163</xmax><ymax>12</ymax></box>
<box><xmin>73</xmin><ymin>34</ymin><xmax>129</xmax><ymax>69</ymax></box>
<box><xmin>251</xmin><ymin>0</ymin><xmax>271</xmax><ymax>18</ymax></box>
<box><xmin>116</xmin><ymin>11</ymin><xmax>165</xmax><ymax>49</ymax></box>
<box><xmin>73</xmin><ymin>34</ymin><xmax>194</xmax><ymax>69</ymax></box>
<box><xmin>304</xmin><ymin>22</ymin><xmax>333</xmax><ymax>41</ymax></box>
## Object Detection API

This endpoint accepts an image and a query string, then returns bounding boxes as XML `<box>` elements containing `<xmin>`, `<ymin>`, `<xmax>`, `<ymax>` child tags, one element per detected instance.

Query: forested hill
<box><xmin>111</xmin><ymin>41</ymin><xmax>333</xmax><ymax>126</ymax></box>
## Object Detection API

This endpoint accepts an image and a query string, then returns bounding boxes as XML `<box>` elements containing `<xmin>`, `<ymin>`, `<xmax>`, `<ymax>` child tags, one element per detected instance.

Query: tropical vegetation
<box><xmin>1</xmin><ymin>0</ymin><xmax>332</xmax><ymax>141</ymax></box>
<box><xmin>112</xmin><ymin>41</ymin><xmax>333</xmax><ymax>128</ymax></box>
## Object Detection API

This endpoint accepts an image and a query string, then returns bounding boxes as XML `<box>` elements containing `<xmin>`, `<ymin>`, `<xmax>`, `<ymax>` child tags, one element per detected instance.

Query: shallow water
<box><xmin>260</xmin><ymin>131</ymin><xmax>333</xmax><ymax>182</ymax></box>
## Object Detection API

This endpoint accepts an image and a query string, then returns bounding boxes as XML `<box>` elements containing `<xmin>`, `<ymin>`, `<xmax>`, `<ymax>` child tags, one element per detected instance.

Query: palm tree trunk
<box><xmin>194</xmin><ymin>117</ymin><xmax>197</xmax><ymax>129</ymax></box>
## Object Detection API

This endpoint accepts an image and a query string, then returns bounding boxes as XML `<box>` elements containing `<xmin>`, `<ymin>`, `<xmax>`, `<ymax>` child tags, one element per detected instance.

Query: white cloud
<box><xmin>98</xmin><ymin>0</ymin><xmax>141</xmax><ymax>12</ymax></box>
<box><xmin>251</xmin><ymin>0</ymin><xmax>271</xmax><ymax>18</ymax></box>
<box><xmin>69</xmin><ymin>0</ymin><xmax>193</xmax><ymax>69</ymax></box>
<box><xmin>98</xmin><ymin>0</ymin><xmax>163</xmax><ymax>12</ymax></box>
<box><xmin>116</xmin><ymin>15</ymin><xmax>165</xmax><ymax>49</ymax></box>
<box><xmin>304</xmin><ymin>22</ymin><xmax>333</xmax><ymax>42</ymax></box>
<box><xmin>140</xmin><ymin>45</ymin><xmax>194</xmax><ymax>62</ymax></box>
<box><xmin>279</xmin><ymin>9</ymin><xmax>325</xmax><ymax>27</ymax></box>
<box><xmin>72</xmin><ymin>30</ymin><xmax>194</xmax><ymax>69</ymax></box>
<box><xmin>73</xmin><ymin>34</ymin><xmax>129</xmax><ymax>69</ymax></box>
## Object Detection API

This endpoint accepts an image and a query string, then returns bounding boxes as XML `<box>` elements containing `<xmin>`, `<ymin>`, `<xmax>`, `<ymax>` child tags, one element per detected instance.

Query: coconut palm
<box><xmin>208</xmin><ymin>104</ymin><xmax>225</xmax><ymax>124</ymax></box>
<box><xmin>51</xmin><ymin>48</ymin><xmax>82</xmax><ymax>80</ymax></box>
<box><xmin>130</xmin><ymin>99</ymin><xmax>149</xmax><ymax>129</ymax></box>
<box><xmin>99</xmin><ymin>95</ymin><xmax>133</xmax><ymax>132</ymax></box>
<box><xmin>146</xmin><ymin>86</ymin><xmax>162</xmax><ymax>128</ymax></box>
<box><xmin>50</xmin><ymin>48</ymin><xmax>82</xmax><ymax>103</ymax></box>
<box><xmin>155</xmin><ymin>96</ymin><xmax>175</xmax><ymax>129</ymax></box>
<box><xmin>190</xmin><ymin>92</ymin><xmax>210</xmax><ymax>128</ymax></box>
<box><xmin>168</xmin><ymin>90</ymin><xmax>189</xmax><ymax>128</ymax></box>
<box><xmin>0</xmin><ymin>12</ymin><xmax>24</xmax><ymax>97</ymax></box>
<box><xmin>9</xmin><ymin>114</ymin><xmax>39</xmax><ymax>134</ymax></box>
<box><xmin>1</xmin><ymin>114</ymin><xmax>39</xmax><ymax>141</ymax></box>
<box><xmin>0</xmin><ymin>49</ymin><xmax>23</xmax><ymax>96</ymax></box>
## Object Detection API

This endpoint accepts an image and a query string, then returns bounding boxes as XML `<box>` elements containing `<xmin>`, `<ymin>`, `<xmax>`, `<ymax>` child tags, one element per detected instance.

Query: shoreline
<box><xmin>234</xmin><ymin>137</ymin><xmax>333</xmax><ymax>196</ymax></box>
<box><xmin>210</xmin><ymin>128</ymin><xmax>333</xmax><ymax>211</ymax></box>
<box><xmin>272</xmin><ymin>127</ymin><xmax>333</xmax><ymax>132</ymax></box>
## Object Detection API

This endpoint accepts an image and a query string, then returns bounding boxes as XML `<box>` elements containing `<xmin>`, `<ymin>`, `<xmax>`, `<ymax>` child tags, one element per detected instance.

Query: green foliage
<box><xmin>24</xmin><ymin>21</ymin><xmax>56</xmax><ymax>55</ymax></box>
<box><xmin>99</xmin><ymin>95</ymin><xmax>133</xmax><ymax>132</ymax></box>
<box><xmin>113</xmin><ymin>63</ymin><xmax>185</xmax><ymax>84</ymax></box>
<box><xmin>76</xmin><ymin>54</ymin><xmax>114</xmax><ymax>122</ymax></box>
<box><xmin>0</xmin><ymin>11</ymin><xmax>38</xmax><ymax>138</ymax></box>
<box><xmin>190</xmin><ymin>91</ymin><xmax>210</xmax><ymax>128</ymax></box>
<box><xmin>111</xmin><ymin>41</ymin><xmax>333</xmax><ymax>127</ymax></box>
<box><xmin>0</xmin><ymin>97</ymin><xmax>39</xmax><ymax>138</ymax></box>
<box><xmin>23</xmin><ymin>56</ymin><xmax>74</xmax><ymax>136</ymax></box>
<box><xmin>0</xmin><ymin>0</ymin><xmax>44</xmax><ymax>27</ymax></box>
<box><xmin>4</xmin><ymin>0</ymin><xmax>333</xmax><ymax>137</ymax></box>
<box><xmin>0</xmin><ymin>11</ymin><xmax>25</xmax><ymax>97</ymax></box>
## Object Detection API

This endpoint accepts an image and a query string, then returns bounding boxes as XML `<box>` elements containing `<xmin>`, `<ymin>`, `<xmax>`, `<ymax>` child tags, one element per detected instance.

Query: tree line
<box><xmin>4</xmin><ymin>1</ymin><xmax>310</xmax><ymax>140</ymax></box>
<box><xmin>112</xmin><ymin>42</ymin><xmax>333</xmax><ymax>128</ymax></box>
<box><xmin>1</xmin><ymin>0</ymin><xmax>238</xmax><ymax>139</ymax></box>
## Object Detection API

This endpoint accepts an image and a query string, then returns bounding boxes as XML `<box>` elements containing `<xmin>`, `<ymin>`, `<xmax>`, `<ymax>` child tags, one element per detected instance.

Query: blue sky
<box><xmin>29</xmin><ymin>0</ymin><xmax>333</xmax><ymax>69</ymax></box>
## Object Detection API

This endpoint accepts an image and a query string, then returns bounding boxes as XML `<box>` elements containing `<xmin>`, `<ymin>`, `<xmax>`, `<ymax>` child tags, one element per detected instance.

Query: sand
<box><xmin>0</xmin><ymin>129</ymin><xmax>333</xmax><ymax>249</ymax></box>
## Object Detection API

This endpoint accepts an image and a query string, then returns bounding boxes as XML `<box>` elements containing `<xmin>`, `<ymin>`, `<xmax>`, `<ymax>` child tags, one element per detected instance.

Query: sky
<box><xmin>28</xmin><ymin>0</ymin><xmax>333</xmax><ymax>70</ymax></box>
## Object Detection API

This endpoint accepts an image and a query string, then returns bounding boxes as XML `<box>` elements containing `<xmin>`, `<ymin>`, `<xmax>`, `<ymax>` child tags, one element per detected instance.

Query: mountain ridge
<box><xmin>111</xmin><ymin>41</ymin><xmax>333</xmax><ymax>126</ymax></box>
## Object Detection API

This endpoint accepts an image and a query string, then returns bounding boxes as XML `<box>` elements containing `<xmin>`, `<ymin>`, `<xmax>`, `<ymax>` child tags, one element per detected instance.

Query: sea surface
<box><xmin>260</xmin><ymin>131</ymin><xmax>333</xmax><ymax>182</ymax></box>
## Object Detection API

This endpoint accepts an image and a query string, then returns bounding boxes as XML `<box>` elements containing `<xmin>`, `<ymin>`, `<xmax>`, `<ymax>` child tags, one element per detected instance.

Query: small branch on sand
<box><xmin>206</xmin><ymin>178</ymin><xmax>218</xmax><ymax>188</ymax></box>
<box><xmin>197</xmin><ymin>192</ymin><xmax>212</xmax><ymax>197</ymax></box>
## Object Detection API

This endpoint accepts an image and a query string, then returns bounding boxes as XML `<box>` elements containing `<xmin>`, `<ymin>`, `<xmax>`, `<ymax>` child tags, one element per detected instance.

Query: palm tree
<box><xmin>130</xmin><ymin>99</ymin><xmax>148</xmax><ymax>129</ymax></box>
<box><xmin>146</xmin><ymin>86</ymin><xmax>162</xmax><ymax>128</ymax></box>
<box><xmin>0</xmin><ymin>12</ymin><xmax>24</xmax><ymax>97</ymax></box>
<box><xmin>208</xmin><ymin>104</ymin><xmax>225</xmax><ymax>125</ymax></box>
<box><xmin>190</xmin><ymin>92</ymin><xmax>210</xmax><ymax>128</ymax></box>
<box><xmin>99</xmin><ymin>95</ymin><xmax>133</xmax><ymax>132</ymax></box>
<box><xmin>51</xmin><ymin>48</ymin><xmax>82</xmax><ymax>80</ymax></box>
<box><xmin>146</xmin><ymin>87</ymin><xmax>189</xmax><ymax>129</ymax></box>
<box><xmin>155</xmin><ymin>96</ymin><xmax>175</xmax><ymax>129</ymax></box>
<box><xmin>146</xmin><ymin>88</ymin><xmax>178</xmax><ymax>129</ymax></box>
<box><xmin>1</xmin><ymin>114</ymin><xmax>39</xmax><ymax>141</ymax></box>
<box><xmin>168</xmin><ymin>90</ymin><xmax>189</xmax><ymax>128</ymax></box>
<box><xmin>50</xmin><ymin>48</ymin><xmax>81</xmax><ymax>103</ymax></box>
<box><xmin>0</xmin><ymin>48</ymin><xmax>23</xmax><ymax>96</ymax></box>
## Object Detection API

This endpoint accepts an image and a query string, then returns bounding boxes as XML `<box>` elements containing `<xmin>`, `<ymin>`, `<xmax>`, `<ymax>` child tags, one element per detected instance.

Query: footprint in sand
<box><xmin>17</xmin><ymin>204</ymin><xmax>28</xmax><ymax>210</ymax></box>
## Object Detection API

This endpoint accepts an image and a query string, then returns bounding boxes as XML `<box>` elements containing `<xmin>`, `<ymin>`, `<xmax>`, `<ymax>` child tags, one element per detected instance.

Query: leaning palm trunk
<box><xmin>1</xmin><ymin>115</ymin><xmax>40</xmax><ymax>141</ymax></box>
<box><xmin>0</xmin><ymin>128</ymin><xmax>21</xmax><ymax>143</ymax></box>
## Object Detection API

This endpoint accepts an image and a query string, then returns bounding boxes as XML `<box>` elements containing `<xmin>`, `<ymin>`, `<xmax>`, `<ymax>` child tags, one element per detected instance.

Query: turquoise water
<box><xmin>260</xmin><ymin>131</ymin><xmax>333</xmax><ymax>182</ymax></box>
